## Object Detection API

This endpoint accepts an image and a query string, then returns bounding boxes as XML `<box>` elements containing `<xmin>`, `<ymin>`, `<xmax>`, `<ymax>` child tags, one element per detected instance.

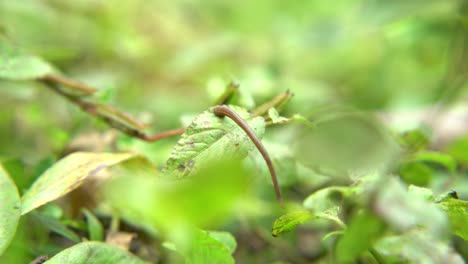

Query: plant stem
<box><xmin>213</xmin><ymin>81</ymin><xmax>239</xmax><ymax>105</ymax></box>
<box><xmin>40</xmin><ymin>75</ymin><xmax>185</xmax><ymax>142</ymax></box>
<box><xmin>140</xmin><ymin>128</ymin><xmax>186</xmax><ymax>141</ymax></box>
<box><xmin>252</xmin><ymin>90</ymin><xmax>293</xmax><ymax>117</ymax></box>
<box><xmin>40</xmin><ymin>74</ymin><xmax>97</xmax><ymax>95</ymax></box>
<box><xmin>369</xmin><ymin>247</ymin><xmax>386</xmax><ymax>264</ymax></box>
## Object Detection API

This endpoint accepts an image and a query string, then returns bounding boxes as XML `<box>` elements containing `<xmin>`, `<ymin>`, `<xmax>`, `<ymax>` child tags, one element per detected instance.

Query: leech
<box><xmin>214</xmin><ymin>105</ymin><xmax>284</xmax><ymax>206</ymax></box>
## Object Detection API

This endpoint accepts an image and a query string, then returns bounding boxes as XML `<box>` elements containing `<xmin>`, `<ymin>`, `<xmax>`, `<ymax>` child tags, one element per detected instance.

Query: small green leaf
<box><xmin>82</xmin><ymin>208</ymin><xmax>104</xmax><ymax>241</ymax></box>
<box><xmin>45</xmin><ymin>241</ymin><xmax>148</xmax><ymax>264</ymax></box>
<box><xmin>272</xmin><ymin>210</ymin><xmax>312</xmax><ymax>237</ymax></box>
<box><xmin>397</xmin><ymin>129</ymin><xmax>430</xmax><ymax>152</ymax></box>
<box><xmin>21</xmin><ymin>152</ymin><xmax>141</xmax><ymax>215</ymax></box>
<box><xmin>315</xmin><ymin>206</ymin><xmax>345</xmax><ymax>228</ymax></box>
<box><xmin>437</xmin><ymin>197</ymin><xmax>468</xmax><ymax>240</ymax></box>
<box><xmin>409</xmin><ymin>151</ymin><xmax>456</xmax><ymax>173</ymax></box>
<box><xmin>30</xmin><ymin>212</ymin><xmax>80</xmax><ymax>243</ymax></box>
<box><xmin>268</xmin><ymin>107</ymin><xmax>288</xmax><ymax>124</ymax></box>
<box><xmin>205</xmin><ymin>231</ymin><xmax>237</xmax><ymax>254</ymax></box>
<box><xmin>0</xmin><ymin>164</ymin><xmax>21</xmax><ymax>255</ymax></box>
<box><xmin>336</xmin><ymin>211</ymin><xmax>385</xmax><ymax>263</ymax></box>
<box><xmin>445</xmin><ymin>135</ymin><xmax>468</xmax><ymax>166</ymax></box>
<box><xmin>399</xmin><ymin>161</ymin><xmax>433</xmax><ymax>186</ymax></box>
<box><xmin>182</xmin><ymin>229</ymin><xmax>235</xmax><ymax>264</ymax></box>
<box><xmin>163</xmin><ymin>105</ymin><xmax>265</xmax><ymax>179</ymax></box>
<box><xmin>407</xmin><ymin>185</ymin><xmax>434</xmax><ymax>201</ymax></box>
<box><xmin>0</xmin><ymin>40</ymin><xmax>55</xmax><ymax>80</ymax></box>
<box><xmin>303</xmin><ymin>186</ymin><xmax>356</xmax><ymax>213</ymax></box>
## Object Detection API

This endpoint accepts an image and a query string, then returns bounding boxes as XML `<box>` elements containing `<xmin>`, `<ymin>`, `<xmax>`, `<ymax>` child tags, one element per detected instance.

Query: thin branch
<box><xmin>40</xmin><ymin>74</ymin><xmax>97</xmax><ymax>95</ymax></box>
<box><xmin>39</xmin><ymin>75</ymin><xmax>185</xmax><ymax>142</ymax></box>
<box><xmin>252</xmin><ymin>90</ymin><xmax>294</xmax><ymax>117</ymax></box>
<box><xmin>139</xmin><ymin>128</ymin><xmax>186</xmax><ymax>141</ymax></box>
<box><xmin>369</xmin><ymin>248</ymin><xmax>387</xmax><ymax>264</ymax></box>
<box><xmin>213</xmin><ymin>81</ymin><xmax>239</xmax><ymax>105</ymax></box>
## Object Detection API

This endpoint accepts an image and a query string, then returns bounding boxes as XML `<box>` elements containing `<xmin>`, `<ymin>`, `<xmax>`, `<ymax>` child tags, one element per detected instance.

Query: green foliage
<box><xmin>398</xmin><ymin>129</ymin><xmax>430</xmax><ymax>152</ymax></box>
<box><xmin>1</xmin><ymin>1</ymin><xmax>468</xmax><ymax>263</ymax></box>
<box><xmin>335</xmin><ymin>211</ymin><xmax>385</xmax><ymax>263</ymax></box>
<box><xmin>437</xmin><ymin>197</ymin><xmax>468</xmax><ymax>240</ymax></box>
<box><xmin>294</xmin><ymin>113</ymin><xmax>398</xmax><ymax>173</ymax></box>
<box><xmin>0</xmin><ymin>165</ymin><xmax>20</xmax><ymax>255</ymax></box>
<box><xmin>106</xmin><ymin>160</ymin><xmax>249</xmax><ymax>229</ymax></box>
<box><xmin>45</xmin><ymin>241</ymin><xmax>148</xmax><ymax>264</ymax></box>
<box><xmin>82</xmin><ymin>208</ymin><xmax>104</xmax><ymax>241</ymax></box>
<box><xmin>30</xmin><ymin>212</ymin><xmax>80</xmax><ymax>243</ymax></box>
<box><xmin>21</xmin><ymin>152</ymin><xmax>142</xmax><ymax>215</ymax></box>
<box><xmin>272</xmin><ymin>211</ymin><xmax>312</xmax><ymax>237</ymax></box>
<box><xmin>0</xmin><ymin>39</ymin><xmax>55</xmax><ymax>80</ymax></box>
<box><xmin>174</xmin><ymin>229</ymin><xmax>236</xmax><ymax>264</ymax></box>
<box><xmin>408</xmin><ymin>151</ymin><xmax>457</xmax><ymax>173</ymax></box>
<box><xmin>163</xmin><ymin>105</ymin><xmax>265</xmax><ymax>179</ymax></box>
<box><xmin>445</xmin><ymin>135</ymin><xmax>468</xmax><ymax>166</ymax></box>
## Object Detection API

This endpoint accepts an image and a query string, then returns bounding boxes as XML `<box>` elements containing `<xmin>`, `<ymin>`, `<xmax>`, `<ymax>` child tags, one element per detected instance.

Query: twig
<box><xmin>40</xmin><ymin>74</ymin><xmax>96</xmax><ymax>95</ymax></box>
<box><xmin>369</xmin><ymin>247</ymin><xmax>387</xmax><ymax>264</ymax></box>
<box><xmin>252</xmin><ymin>90</ymin><xmax>294</xmax><ymax>117</ymax></box>
<box><xmin>213</xmin><ymin>81</ymin><xmax>239</xmax><ymax>105</ymax></box>
<box><xmin>140</xmin><ymin>128</ymin><xmax>186</xmax><ymax>141</ymax></box>
<box><xmin>39</xmin><ymin>75</ymin><xmax>185</xmax><ymax>142</ymax></box>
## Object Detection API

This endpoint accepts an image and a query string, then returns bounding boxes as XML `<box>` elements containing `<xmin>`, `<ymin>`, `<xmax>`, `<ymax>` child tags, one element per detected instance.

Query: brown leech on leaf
<box><xmin>214</xmin><ymin>105</ymin><xmax>284</xmax><ymax>207</ymax></box>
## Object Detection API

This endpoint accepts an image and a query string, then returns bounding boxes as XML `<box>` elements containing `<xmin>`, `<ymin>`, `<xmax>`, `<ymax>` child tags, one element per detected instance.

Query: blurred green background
<box><xmin>1</xmin><ymin>0</ymin><xmax>468</xmax><ymax>263</ymax></box>
<box><xmin>1</xmin><ymin>0</ymin><xmax>465</xmax><ymax>159</ymax></box>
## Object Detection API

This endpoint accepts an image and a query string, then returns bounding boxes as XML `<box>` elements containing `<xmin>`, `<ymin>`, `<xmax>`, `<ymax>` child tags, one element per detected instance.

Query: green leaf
<box><xmin>0</xmin><ymin>40</ymin><xmax>55</xmax><ymax>80</ymax></box>
<box><xmin>303</xmin><ymin>186</ymin><xmax>356</xmax><ymax>213</ymax></box>
<box><xmin>294</xmin><ymin>113</ymin><xmax>398</xmax><ymax>174</ymax></box>
<box><xmin>409</xmin><ymin>151</ymin><xmax>456</xmax><ymax>173</ymax></box>
<box><xmin>82</xmin><ymin>208</ymin><xmax>104</xmax><ymax>241</ymax></box>
<box><xmin>268</xmin><ymin>107</ymin><xmax>288</xmax><ymax>124</ymax></box>
<box><xmin>322</xmin><ymin>230</ymin><xmax>344</xmax><ymax>241</ymax></box>
<box><xmin>407</xmin><ymin>185</ymin><xmax>434</xmax><ymax>201</ymax></box>
<box><xmin>437</xmin><ymin>198</ymin><xmax>468</xmax><ymax>240</ymax></box>
<box><xmin>336</xmin><ymin>211</ymin><xmax>385</xmax><ymax>263</ymax></box>
<box><xmin>30</xmin><ymin>212</ymin><xmax>80</xmax><ymax>243</ymax></box>
<box><xmin>376</xmin><ymin>231</ymin><xmax>464</xmax><ymax>263</ymax></box>
<box><xmin>45</xmin><ymin>241</ymin><xmax>148</xmax><ymax>264</ymax></box>
<box><xmin>373</xmin><ymin>177</ymin><xmax>447</xmax><ymax>236</ymax></box>
<box><xmin>182</xmin><ymin>229</ymin><xmax>235</xmax><ymax>264</ymax></box>
<box><xmin>445</xmin><ymin>135</ymin><xmax>468</xmax><ymax>166</ymax></box>
<box><xmin>105</xmin><ymin>160</ymin><xmax>249</xmax><ymax>229</ymax></box>
<box><xmin>315</xmin><ymin>206</ymin><xmax>345</xmax><ymax>228</ymax></box>
<box><xmin>163</xmin><ymin>105</ymin><xmax>265</xmax><ymax>179</ymax></box>
<box><xmin>397</xmin><ymin>129</ymin><xmax>430</xmax><ymax>152</ymax></box>
<box><xmin>205</xmin><ymin>231</ymin><xmax>237</xmax><ymax>254</ymax></box>
<box><xmin>21</xmin><ymin>152</ymin><xmax>141</xmax><ymax>215</ymax></box>
<box><xmin>399</xmin><ymin>161</ymin><xmax>433</xmax><ymax>186</ymax></box>
<box><xmin>272</xmin><ymin>210</ymin><xmax>312</xmax><ymax>237</ymax></box>
<box><xmin>0</xmin><ymin>164</ymin><xmax>21</xmax><ymax>255</ymax></box>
